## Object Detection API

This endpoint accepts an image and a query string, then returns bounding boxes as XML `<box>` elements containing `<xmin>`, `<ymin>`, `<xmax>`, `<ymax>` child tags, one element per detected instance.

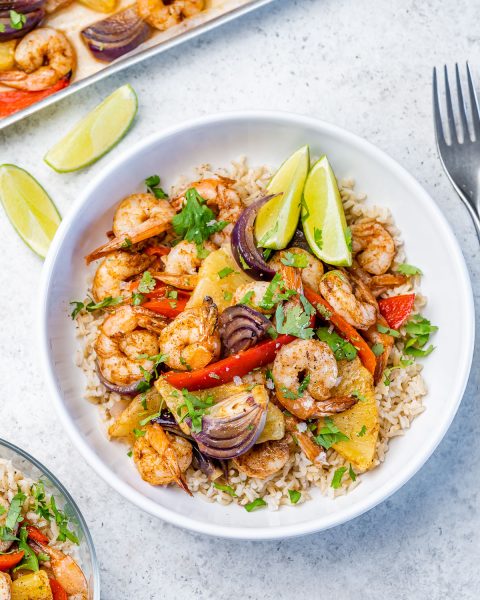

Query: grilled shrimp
<box><xmin>133</xmin><ymin>423</ymin><xmax>192</xmax><ymax>493</ymax></box>
<box><xmin>152</xmin><ymin>240</ymin><xmax>214</xmax><ymax>290</ymax></box>
<box><xmin>159</xmin><ymin>297</ymin><xmax>220</xmax><ymax>370</ymax></box>
<box><xmin>273</xmin><ymin>339</ymin><xmax>357</xmax><ymax>420</ymax></box>
<box><xmin>351</xmin><ymin>219</ymin><xmax>395</xmax><ymax>275</ymax></box>
<box><xmin>319</xmin><ymin>270</ymin><xmax>377</xmax><ymax>330</ymax></box>
<box><xmin>0</xmin><ymin>28</ymin><xmax>74</xmax><ymax>91</ymax></box>
<box><xmin>95</xmin><ymin>305</ymin><xmax>167</xmax><ymax>386</ymax></box>
<box><xmin>232</xmin><ymin>281</ymin><xmax>271</xmax><ymax>313</ymax></box>
<box><xmin>30</xmin><ymin>542</ymin><xmax>87</xmax><ymax>596</ymax></box>
<box><xmin>173</xmin><ymin>177</ymin><xmax>243</xmax><ymax>246</ymax></box>
<box><xmin>92</xmin><ymin>251</ymin><xmax>154</xmax><ymax>302</ymax></box>
<box><xmin>364</xmin><ymin>316</ymin><xmax>394</xmax><ymax>384</ymax></box>
<box><xmin>137</xmin><ymin>0</ymin><xmax>204</xmax><ymax>30</ymax></box>
<box><xmin>348</xmin><ymin>261</ymin><xmax>406</xmax><ymax>297</ymax></box>
<box><xmin>0</xmin><ymin>572</ymin><xmax>11</xmax><ymax>600</ymax></box>
<box><xmin>45</xmin><ymin>0</ymin><xmax>73</xmax><ymax>13</ymax></box>
<box><xmin>232</xmin><ymin>438</ymin><xmax>290</xmax><ymax>479</ymax></box>
<box><xmin>85</xmin><ymin>194</ymin><xmax>175</xmax><ymax>264</ymax></box>
<box><xmin>270</xmin><ymin>247</ymin><xmax>324</xmax><ymax>293</ymax></box>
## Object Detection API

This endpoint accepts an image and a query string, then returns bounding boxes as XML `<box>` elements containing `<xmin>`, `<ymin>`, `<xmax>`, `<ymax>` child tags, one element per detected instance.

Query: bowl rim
<box><xmin>0</xmin><ymin>437</ymin><xmax>101</xmax><ymax>596</ymax></box>
<box><xmin>38</xmin><ymin>110</ymin><xmax>475</xmax><ymax>540</ymax></box>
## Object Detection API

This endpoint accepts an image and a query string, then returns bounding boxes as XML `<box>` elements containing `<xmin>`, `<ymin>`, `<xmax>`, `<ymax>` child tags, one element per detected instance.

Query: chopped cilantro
<box><xmin>258</xmin><ymin>273</ymin><xmax>296</xmax><ymax>311</ymax></box>
<box><xmin>281</xmin><ymin>387</ymin><xmax>300</xmax><ymax>400</ymax></box>
<box><xmin>357</xmin><ymin>425</ymin><xmax>367</xmax><ymax>437</ymax></box>
<box><xmin>404</xmin><ymin>314</ymin><xmax>438</xmax><ymax>357</ymax></box>
<box><xmin>348</xmin><ymin>464</ymin><xmax>357</xmax><ymax>482</ymax></box>
<box><xmin>316</xmin><ymin>327</ymin><xmax>357</xmax><ymax>361</ymax></box>
<box><xmin>238</xmin><ymin>254</ymin><xmax>251</xmax><ymax>271</ymax></box>
<box><xmin>275</xmin><ymin>301</ymin><xmax>314</xmax><ymax>340</ymax></box>
<box><xmin>377</xmin><ymin>323</ymin><xmax>400</xmax><ymax>337</ymax></box>
<box><xmin>127</xmin><ymin>450</ymin><xmax>133</xmax><ymax>457</ymax></box>
<box><xmin>298</xmin><ymin>374</ymin><xmax>311</xmax><ymax>395</ymax></box>
<box><xmin>396</xmin><ymin>263</ymin><xmax>423</xmax><ymax>276</ymax></box>
<box><xmin>121</xmin><ymin>237</ymin><xmax>132</xmax><ymax>248</ymax></box>
<box><xmin>139</xmin><ymin>412</ymin><xmax>161</xmax><ymax>426</ymax></box>
<box><xmin>133</xmin><ymin>428</ymin><xmax>146</xmax><ymax>438</ymax></box>
<box><xmin>314</xmin><ymin>227</ymin><xmax>323</xmax><ymax>250</ymax></box>
<box><xmin>345</xmin><ymin>227</ymin><xmax>352</xmax><ymax>252</ymax></box>
<box><xmin>177</xmin><ymin>389</ymin><xmax>214</xmax><ymax>433</ymax></box>
<box><xmin>166</xmin><ymin>290</ymin><xmax>178</xmax><ymax>300</ymax></box>
<box><xmin>315</xmin><ymin>417</ymin><xmax>349</xmax><ymax>449</ymax></box>
<box><xmin>288</xmin><ymin>489</ymin><xmax>301</xmax><ymax>504</ymax></box>
<box><xmin>317</xmin><ymin>304</ymin><xmax>332</xmax><ymax>320</ymax></box>
<box><xmin>49</xmin><ymin>496</ymin><xmax>79</xmax><ymax>544</ymax></box>
<box><xmin>352</xmin><ymin>389</ymin><xmax>367</xmax><ymax>402</ymax></box>
<box><xmin>145</xmin><ymin>174</ymin><xmax>168</xmax><ymax>199</ymax></box>
<box><xmin>239</xmin><ymin>290</ymin><xmax>255</xmax><ymax>306</ymax></box>
<box><xmin>70</xmin><ymin>295</ymin><xmax>123</xmax><ymax>318</ymax></box>
<box><xmin>132</xmin><ymin>292</ymin><xmax>145</xmax><ymax>306</ymax></box>
<box><xmin>138</xmin><ymin>271</ymin><xmax>156</xmax><ymax>293</ymax></box>
<box><xmin>371</xmin><ymin>343</ymin><xmax>385</xmax><ymax>356</ymax></box>
<box><xmin>5</xmin><ymin>491</ymin><xmax>25</xmax><ymax>530</ymax></box>
<box><xmin>218</xmin><ymin>267</ymin><xmax>234</xmax><ymax>279</ymax></box>
<box><xmin>263</xmin><ymin>248</ymin><xmax>273</xmax><ymax>261</ymax></box>
<box><xmin>0</xmin><ymin>506</ymin><xmax>5</xmax><ymax>516</ymax></box>
<box><xmin>172</xmin><ymin>188</ymin><xmax>227</xmax><ymax>245</ymax></box>
<box><xmin>281</xmin><ymin>251</ymin><xmax>308</xmax><ymax>268</ymax></box>
<box><xmin>15</xmin><ymin>526</ymin><xmax>39</xmax><ymax>572</ymax></box>
<box><xmin>213</xmin><ymin>483</ymin><xmax>237</xmax><ymax>497</ymax></box>
<box><xmin>9</xmin><ymin>10</ymin><xmax>26</xmax><ymax>30</ymax></box>
<box><xmin>244</xmin><ymin>498</ymin><xmax>267</xmax><ymax>512</ymax></box>
<box><xmin>331</xmin><ymin>467</ymin><xmax>347</xmax><ymax>489</ymax></box>
<box><xmin>383</xmin><ymin>357</ymin><xmax>414</xmax><ymax>386</ymax></box>
<box><xmin>223</xmin><ymin>291</ymin><xmax>233</xmax><ymax>302</ymax></box>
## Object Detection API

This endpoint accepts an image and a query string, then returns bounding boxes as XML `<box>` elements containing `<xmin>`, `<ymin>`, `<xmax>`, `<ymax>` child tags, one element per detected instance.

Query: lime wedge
<box><xmin>0</xmin><ymin>164</ymin><xmax>61</xmax><ymax>258</ymax></box>
<box><xmin>44</xmin><ymin>84</ymin><xmax>137</xmax><ymax>173</ymax></box>
<box><xmin>255</xmin><ymin>145</ymin><xmax>310</xmax><ymax>249</ymax></box>
<box><xmin>302</xmin><ymin>155</ymin><xmax>352</xmax><ymax>266</ymax></box>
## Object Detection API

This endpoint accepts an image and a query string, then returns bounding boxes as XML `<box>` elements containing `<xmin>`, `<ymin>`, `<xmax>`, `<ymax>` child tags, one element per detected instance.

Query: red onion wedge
<box><xmin>96</xmin><ymin>361</ymin><xmax>161</xmax><ymax>396</ymax></box>
<box><xmin>189</xmin><ymin>385</ymin><xmax>269</xmax><ymax>459</ymax></box>
<box><xmin>219</xmin><ymin>304</ymin><xmax>271</xmax><ymax>355</ymax></box>
<box><xmin>81</xmin><ymin>6</ymin><xmax>151</xmax><ymax>63</ymax></box>
<box><xmin>0</xmin><ymin>7</ymin><xmax>44</xmax><ymax>41</ymax></box>
<box><xmin>231</xmin><ymin>195</ymin><xmax>278</xmax><ymax>280</ymax></box>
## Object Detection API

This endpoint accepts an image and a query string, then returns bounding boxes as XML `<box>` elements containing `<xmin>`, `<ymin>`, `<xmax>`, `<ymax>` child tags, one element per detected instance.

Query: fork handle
<box><xmin>457</xmin><ymin>188</ymin><xmax>480</xmax><ymax>240</ymax></box>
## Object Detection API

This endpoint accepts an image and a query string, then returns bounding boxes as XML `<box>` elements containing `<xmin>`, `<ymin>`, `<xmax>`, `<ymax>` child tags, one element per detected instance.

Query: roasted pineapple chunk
<box><xmin>11</xmin><ymin>570</ymin><xmax>53</xmax><ymax>600</ymax></box>
<box><xmin>318</xmin><ymin>357</ymin><xmax>379</xmax><ymax>470</ymax></box>
<box><xmin>256</xmin><ymin>403</ymin><xmax>285</xmax><ymax>444</ymax></box>
<box><xmin>108</xmin><ymin>387</ymin><xmax>163</xmax><ymax>441</ymax></box>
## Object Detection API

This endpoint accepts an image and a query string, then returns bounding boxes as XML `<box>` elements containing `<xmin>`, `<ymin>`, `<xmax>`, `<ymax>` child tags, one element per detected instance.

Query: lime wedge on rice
<box><xmin>302</xmin><ymin>155</ymin><xmax>352</xmax><ymax>266</ymax></box>
<box><xmin>44</xmin><ymin>84</ymin><xmax>137</xmax><ymax>173</ymax></box>
<box><xmin>255</xmin><ymin>145</ymin><xmax>310</xmax><ymax>249</ymax></box>
<box><xmin>0</xmin><ymin>164</ymin><xmax>61</xmax><ymax>258</ymax></box>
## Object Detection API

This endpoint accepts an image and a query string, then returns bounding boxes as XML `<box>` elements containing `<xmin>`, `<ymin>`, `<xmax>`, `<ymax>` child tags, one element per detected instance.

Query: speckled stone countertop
<box><xmin>1</xmin><ymin>0</ymin><xmax>479</xmax><ymax>597</ymax></box>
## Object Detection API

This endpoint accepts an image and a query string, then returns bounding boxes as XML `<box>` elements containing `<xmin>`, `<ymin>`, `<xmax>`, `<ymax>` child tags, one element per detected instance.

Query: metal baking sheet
<box><xmin>0</xmin><ymin>0</ymin><xmax>277</xmax><ymax>131</ymax></box>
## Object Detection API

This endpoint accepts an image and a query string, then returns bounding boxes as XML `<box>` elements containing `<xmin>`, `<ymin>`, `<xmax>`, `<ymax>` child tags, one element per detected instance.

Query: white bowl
<box><xmin>39</xmin><ymin>112</ymin><xmax>474</xmax><ymax>540</ymax></box>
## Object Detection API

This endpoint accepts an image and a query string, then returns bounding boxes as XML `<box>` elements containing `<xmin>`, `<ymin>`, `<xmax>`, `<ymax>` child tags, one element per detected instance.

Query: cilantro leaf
<box><xmin>15</xmin><ymin>526</ymin><xmax>39</xmax><ymax>573</ymax></box>
<box><xmin>403</xmin><ymin>314</ymin><xmax>438</xmax><ymax>358</ymax></box>
<box><xmin>314</xmin><ymin>227</ymin><xmax>323</xmax><ymax>250</ymax></box>
<box><xmin>213</xmin><ymin>483</ymin><xmax>237</xmax><ymax>497</ymax></box>
<box><xmin>172</xmin><ymin>188</ymin><xmax>228</xmax><ymax>245</ymax></box>
<box><xmin>9</xmin><ymin>10</ymin><xmax>26</xmax><ymax>30</ymax></box>
<box><xmin>316</xmin><ymin>327</ymin><xmax>357</xmax><ymax>360</ymax></box>
<box><xmin>138</xmin><ymin>271</ymin><xmax>155</xmax><ymax>293</ymax></box>
<box><xmin>244</xmin><ymin>498</ymin><xmax>267</xmax><ymax>512</ymax></box>
<box><xmin>49</xmin><ymin>496</ymin><xmax>79</xmax><ymax>544</ymax></box>
<box><xmin>357</xmin><ymin>425</ymin><xmax>367</xmax><ymax>437</ymax></box>
<box><xmin>345</xmin><ymin>227</ymin><xmax>352</xmax><ymax>252</ymax></box>
<box><xmin>348</xmin><ymin>464</ymin><xmax>357</xmax><ymax>482</ymax></box>
<box><xmin>352</xmin><ymin>389</ymin><xmax>367</xmax><ymax>402</ymax></box>
<box><xmin>223</xmin><ymin>291</ymin><xmax>233</xmax><ymax>302</ymax></box>
<box><xmin>145</xmin><ymin>174</ymin><xmax>168</xmax><ymax>199</ymax></box>
<box><xmin>377</xmin><ymin>323</ymin><xmax>400</xmax><ymax>337</ymax></box>
<box><xmin>258</xmin><ymin>273</ymin><xmax>296</xmax><ymax>311</ymax></box>
<box><xmin>280</xmin><ymin>251</ymin><xmax>308</xmax><ymax>268</ymax></box>
<box><xmin>177</xmin><ymin>388</ymin><xmax>214</xmax><ymax>433</ymax></box>
<box><xmin>5</xmin><ymin>491</ymin><xmax>25</xmax><ymax>530</ymax></box>
<box><xmin>275</xmin><ymin>303</ymin><xmax>314</xmax><ymax>340</ymax></box>
<box><xmin>218</xmin><ymin>267</ymin><xmax>234</xmax><ymax>279</ymax></box>
<box><xmin>288</xmin><ymin>489</ymin><xmax>301</xmax><ymax>504</ymax></box>
<box><xmin>371</xmin><ymin>343</ymin><xmax>385</xmax><ymax>356</ymax></box>
<box><xmin>331</xmin><ymin>467</ymin><xmax>347</xmax><ymax>489</ymax></box>
<box><xmin>315</xmin><ymin>417</ymin><xmax>349</xmax><ymax>449</ymax></box>
<box><xmin>396</xmin><ymin>263</ymin><xmax>423</xmax><ymax>276</ymax></box>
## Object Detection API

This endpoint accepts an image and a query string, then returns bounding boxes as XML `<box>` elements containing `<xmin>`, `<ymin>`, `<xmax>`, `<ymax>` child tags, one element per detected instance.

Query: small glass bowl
<box><xmin>0</xmin><ymin>438</ymin><xmax>100</xmax><ymax>599</ymax></box>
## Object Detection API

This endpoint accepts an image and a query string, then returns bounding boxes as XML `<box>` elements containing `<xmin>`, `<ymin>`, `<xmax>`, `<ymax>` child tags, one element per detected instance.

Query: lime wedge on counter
<box><xmin>44</xmin><ymin>84</ymin><xmax>137</xmax><ymax>172</ymax></box>
<box><xmin>302</xmin><ymin>155</ymin><xmax>352</xmax><ymax>266</ymax></box>
<box><xmin>255</xmin><ymin>145</ymin><xmax>310</xmax><ymax>249</ymax></box>
<box><xmin>0</xmin><ymin>164</ymin><xmax>61</xmax><ymax>258</ymax></box>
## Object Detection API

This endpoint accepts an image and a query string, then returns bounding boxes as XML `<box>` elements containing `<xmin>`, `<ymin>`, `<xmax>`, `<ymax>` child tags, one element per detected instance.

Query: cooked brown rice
<box><xmin>74</xmin><ymin>157</ymin><xmax>428</xmax><ymax>510</ymax></box>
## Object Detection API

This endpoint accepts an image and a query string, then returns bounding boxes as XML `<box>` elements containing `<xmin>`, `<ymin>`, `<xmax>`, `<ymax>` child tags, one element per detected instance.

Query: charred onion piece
<box><xmin>219</xmin><ymin>304</ymin><xmax>271</xmax><ymax>355</ymax></box>
<box><xmin>189</xmin><ymin>385</ymin><xmax>269</xmax><ymax>459</ymax></box>
<box><xmin>0</xmin><ymin>7</ymin><xmax>44</xmax><ymax>41</ymax></box>
<box><xmin>231</xmin><ymin>195</ymin><xmax>277</xmax><ymax>280</ymax></box>
<box><xmin>81</xmin><ymin>6</ymin><xmax>151</xmax><ymax>62</ymax></box>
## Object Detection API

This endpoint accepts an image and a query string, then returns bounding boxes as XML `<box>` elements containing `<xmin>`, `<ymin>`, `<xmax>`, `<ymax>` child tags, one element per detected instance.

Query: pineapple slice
<box><xmin>108</xmin><ymin>387</ymin><xmax>162</xmax><ymax>441</ymax></box>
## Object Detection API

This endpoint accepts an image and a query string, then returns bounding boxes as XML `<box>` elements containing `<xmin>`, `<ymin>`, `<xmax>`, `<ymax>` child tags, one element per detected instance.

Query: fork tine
<box><xmin>444</xmin><ymin>65</ymin><xmax>458</xmax><ymax>143</ymax></box>
<box><xmin>455</xmin><ymin>63</ymin><xmax>470</xmax><ymax>141</ymax></box>
<box><xmin>466</xmin><ymin>62</ymin><xmax>480</xmax><ymax>140</ymax></box>
<box><xmin>433</xmin><ymin>67</ymin><xmax>446</xmax><ymax>146</ymax></box>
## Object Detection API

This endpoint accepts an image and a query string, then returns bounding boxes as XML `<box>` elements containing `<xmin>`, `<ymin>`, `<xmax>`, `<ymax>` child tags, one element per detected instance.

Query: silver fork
<box><xmin>433</xmin><ymin>63</ymin><xmax>480</xmax><ymax>238</ymax></box>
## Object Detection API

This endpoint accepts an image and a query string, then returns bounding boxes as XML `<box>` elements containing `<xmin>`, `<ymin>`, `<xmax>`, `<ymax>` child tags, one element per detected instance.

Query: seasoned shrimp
<box><xmin>173</xmin><ymin>177</ymin><xmax>243</xmax><ymax>246</ymax></box>
<box><xmin>45</xmin><ymin>0</ymin><xmax>74</xmax><ymax>13</ymax></box>
<box><xmin>351</xmin><ymin>219</ymin><xmax>395</xmax><ymax>275</ymax></box>
<box><xmin>0</xmin><ymin>572</ymin><xmax>11</xmax><ymax>600</ymax></box>
<box><xmin>137</xmin><ymin>0</ymin><xmax>204</xmax><ymax>30</ymax></box>
<box><xmin>364</xmin><ymin>316</ymin><xmax>394</xmax><ymax>385</ymax></box>
<box><xmin>284</xmin><ymin>415</ymin><xmax>326</xmax><ymax>465</ymax></box>
<box><xmin>348</xmin><ymin>261</ymin><xmax>406</xmax><ymax>297</ymax></box>
<box><xmin>30</xmin><ymin>542</ymin><xmax>87</xmax><ymax>596</ymax></box>
<box><xmin>0</xmin><ymin>28</ymin><xmax>74</xmax><ymax>91</ymax></box>
<box><xmin>152</xmin><ymin>240</ymin><xmax>214</xmax><ymax>290</ymax></box>
<box><xmin>232</xmin><ymin>281</ymin><xmax>271</xmax><ymax>313</ymax></box>
<box><xmin>273</xmin><ymin>339</ymin><xmax>357</xmax><ymax>420</ymax></box>
<box><xmin>319</xmin><ymin>270</ymin><xmax>377</xmax><ymax>330</ymax></box>
<box><xmin>133</xmin><ymin>423</ymin><xmax>192</xmax><ymax>494</ymax></box>
<box><xmin>232</xmin><ymin>438</ymin><xmax>290</xmax><ymax>479</ymax></box>
<box><xmin>270</xmin><ymin>247</ymin><xmax>324</xmax><ymax>293</ymax></box>
<box><xmin>95</xmin><ymin>305</ymin><xmax>167</xmax><ymax>386</ymax></box>
<box><xmin>92</xmin><ymin>251</ymin><xmax>154</xmax><ymax>302</ymax></box>
<box><xmin>159</xmin><ymin>297</ymin><xmax>220</xmax><ymax>370</ymax></box>
<box><xmin>85</xmin><ymin>194</ymin><xmax>175</xmax><ymax>264</ymax></box>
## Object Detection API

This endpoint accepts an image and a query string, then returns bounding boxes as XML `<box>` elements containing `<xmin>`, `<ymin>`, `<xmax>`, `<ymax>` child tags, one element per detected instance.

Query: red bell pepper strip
<box><xmin>0</xmin><ymin>77</ymin><xmax>70</xmax><ymax>118</ymax></box>
<box><xmin>378</xmin><ymin>293</ymin><xmax>415</xmax><ymax>330</ymax></box>
<box><xmin>0</xmin><ymin>550</ymin><xmax>24</xmax><ymax>571</ymax></box>
<box><xmin>143</xmin><ymin>297</ymin><xmax>188</xmax><ymax>318</ymax></box>
<box><xmin>49</xmin><ymin>579</ymin><xmax>68</xmax><ymax>600</ymax></box>
<box><xmin>26</xmin><ymin>525</ymin><xmax>49</xmax><ymax>545</ymax></box>
<box><xmin>304</xmin><ymin>286</ymin><xmax>376</xmax><ymax>376</ymax></box>
<box><xmin>145</xmin><ymin>246</ymin><xmax>171</xmax><ymax>257</ymax></box>
<box><xmin>165</xmin><ymin>335</ymin><xmax>295</xmax><ymax>391</ymax></box>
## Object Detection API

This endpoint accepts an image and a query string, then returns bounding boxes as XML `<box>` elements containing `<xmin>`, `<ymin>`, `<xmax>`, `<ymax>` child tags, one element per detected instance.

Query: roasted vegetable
<box><xmin>11</xmin><ymin>570</ymin><xmax>53</xmax><ymax>600</ymax></box>
<box><xmin>108</xmin><ymin>387</ymin><xmax>162</xmax><ymax>440</ymax></box>
<box><xmin>218</xmin><ymin>304</ymin><xmax>271</xmax><ymax>355</ymax></box>
<box><xmin>256</xmin><ymin>403</ymin><xmax>285</xmax><ymax>444</ymax></box>
<box><xmin>317</xmin><ymin>356</ymin><xmax>379</xmax><ymax>470</ymax></box>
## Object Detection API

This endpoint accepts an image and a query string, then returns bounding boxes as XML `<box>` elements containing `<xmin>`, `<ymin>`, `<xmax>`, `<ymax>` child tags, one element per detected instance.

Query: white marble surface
<box><xmin>1</xmin><ymin>0</ymin><xmax>479</xmax><ymax>597</ymax></box>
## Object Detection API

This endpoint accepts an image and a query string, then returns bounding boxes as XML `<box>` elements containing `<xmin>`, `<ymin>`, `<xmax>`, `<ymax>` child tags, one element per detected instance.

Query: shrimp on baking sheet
<box><xmin>85</xmin><ymin>194</ymin><xmax>175</xmax><ymax>264</ymax></box>
<box><xmin>159</xmin><ymin>296</ymin><xmax>220</xmax><ymax>370</ymax></box>
<box><xmin>350</xmin><ymin>219</ymin><xmax>396</xmax><ymax>275</ymax></box>
<box><xmin>92</xmin><ymin>250</ymin><xmax>155</xmax><ymax>302</ymax></box>
<box><xmin>319</xmin><ymin>269</ymin><xmax>377</xmax><ymax>330</ymax></box>
<box><xmin>0</xmin><ymin>28</ymin><xmax>74</xmax><ymax>91</ymax></box>
<box><xmin>273</xmin><ymin>339</ymin><xmax>357</xmax><ymax>421</ymax></box>
<box><xmin>172</xmin><ymin>177</ymin><xmax>243</xmax><ymax>246</ymax></box>
<box><xmin>133</xmin><ymin>423</ymin><xmax>192</xmax><ymax>494</ymax></box>
<box><xmin>95</xmin><ymin>304</ymin><xmax>167</xmax><ymax>387</ymax></box>
<box><xmin>137</xmin><ymin>0</ymin><xmax>204</xmax><ymax>30</ymax></box>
